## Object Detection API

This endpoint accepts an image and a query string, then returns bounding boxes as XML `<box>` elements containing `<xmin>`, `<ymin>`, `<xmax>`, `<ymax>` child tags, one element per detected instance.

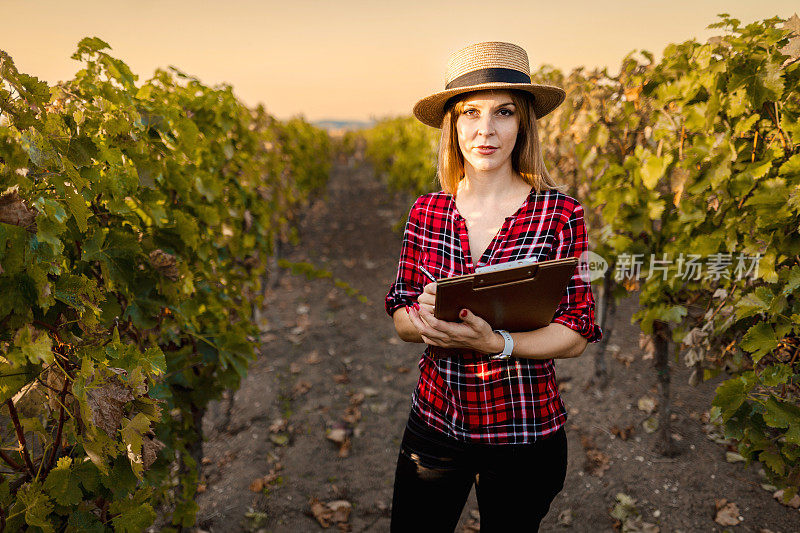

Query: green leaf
<box><xmin>73</xmin><ymin>37</ymin><xmax>111</xmax><ymax>59</ymax></box>
<box><xmin>99</xmin><ymin>455</ymin><xmax>138</xmax><ymax>498</ymax></box>
<box><xmin>16</xmin><ymin>73</ymin><xmax>52</xmax><ymax>108</ymax></box>
<box><xmin>66</xmin><ymin>136</ymin><xmax>99</xmax><ymax>168</ymax></box>
<box><xmin>73</xmin><ymin>458</ymin><xmax>100</xmax><ymax>492</ymax></box>
<box><xmin>78</xmin><ymin>431</ymin><xmax>116</xmax><ymax>475</ymax></box>
<box><xmin>641</xmin><ymin>153</ymin><xmax>673</xmax><ymax>190</ymax></box>
<box><xmin>740</xmin><ymin>322</ymin><xmax>778</xmax><ymax>363</ymax></box>
<box><xmin>760</xmin><ymin>364</ymin><xmax>792</xmax><ymax>386</ymax></box>
<box><xmin>0</xmin><ymin>361</ymin><xmax>36</xmax><ymax>403</ymax></box>
<box><xmin>67</xmin><ymin>510</ymin><xmax>105</xmax><ymax>533</ymax></box>
<box><xmin>712</xmin><ymin>374</ymin><xmax>755</xmax><ymax>422</ymax></box>
<box><xmin>778</xmin><ymin>153</ymin><xmax>800</xmax><ymax>177</ymax></box>
<box><xmin>759</xmin><ymin>450</ymin><xmax>786</xmax><ymax>476</ymax></box>
<box><xmin>12</xmin><ymin>324</ymin><xmax>54</xmax><ymax>365</ymax></box>
<box><xmin>64</xmin><ymin>185</ymin><xmax>91</xmax><ymax>232</ymax></box>
<box><xmin>109</xmin><ymin>488</ymin><xmax>156</xmax><ymax>533</ymax></box>
<box><xmin>20</xmin><ymin>128</ymin><xmax>61</xmax><ymax>169</ymax></box>
<box><xmin>43</xmin><ymin>456</ymin><xmax>83</xmax><ymax>506</ymax></box>
<box><xmin>16</xmin><ymin>481</ymin><xmax>55</xmax><ymax>533</ymax></box>
<box><xmin>763</xmin><ymin>395</ymin><xmax>800</xmax><ymax>429</ymax></box>
<box><xmin>120</xmin><ymin>413</ymin><xmax>151</xmax><ymax>479</ymax></box>
<box><xmin>782</xmin><ymin>265</ymin><xmax>800</xmax><ymax>296</ymax></box>
<box><xmin>53</xmin><ymin>274</ymin><xmax>103</xmax><ymax>314</ymax></box>
<box><xmin>729</xmin><ymin>57</ymin><xmax>784</xmax><ymax>109</ymax></box>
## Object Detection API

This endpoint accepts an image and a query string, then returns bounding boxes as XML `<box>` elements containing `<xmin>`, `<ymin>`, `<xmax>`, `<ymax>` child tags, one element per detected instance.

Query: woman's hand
<box><xmin>407</xmin><ymin>304</ymin><xmax>501</xmax><ymax>354</ymax></box>
<box><xmin>417</xmin><ymin>281</ymin><xmax>437</xmax><ymax>313</ymax></box>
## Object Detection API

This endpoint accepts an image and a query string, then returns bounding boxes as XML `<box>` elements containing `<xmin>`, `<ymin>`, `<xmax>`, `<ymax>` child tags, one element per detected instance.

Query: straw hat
<box><xmin>413</xmin><ymin>41</ymin><xmax>566</xmax><ymax>128</ymax></box>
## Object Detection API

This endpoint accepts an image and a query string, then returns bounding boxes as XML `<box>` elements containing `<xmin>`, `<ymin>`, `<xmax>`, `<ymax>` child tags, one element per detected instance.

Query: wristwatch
<box><xmin>489</xmin><ymin>329</ymin><xmax>514</xmax><ymax>360</ymax></box>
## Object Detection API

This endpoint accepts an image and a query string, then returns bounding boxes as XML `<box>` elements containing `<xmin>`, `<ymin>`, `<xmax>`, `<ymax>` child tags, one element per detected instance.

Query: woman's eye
<box><xmin>498</xmin><ymin>108</ymin><xmax>514</xmax><ymax>116</ymax></box>
<box><xmin>463</xmin><ymin>109</ymin><xmax>477</xmax><ymax>116</ymax></box>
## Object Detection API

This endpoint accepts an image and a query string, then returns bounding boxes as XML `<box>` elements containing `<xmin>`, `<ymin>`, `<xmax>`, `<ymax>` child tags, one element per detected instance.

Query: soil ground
<box><xmin>191</xmin><ymin>157</ymin><xmax>800</xmax><ymax>532</ymax></box>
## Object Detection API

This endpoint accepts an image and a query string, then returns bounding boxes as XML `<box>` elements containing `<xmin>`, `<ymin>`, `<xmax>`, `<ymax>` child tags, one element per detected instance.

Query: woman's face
<box><xmin>455</xmin><ymin>90</ymin><xmax>519</xmax><ymax>174</ymax></box>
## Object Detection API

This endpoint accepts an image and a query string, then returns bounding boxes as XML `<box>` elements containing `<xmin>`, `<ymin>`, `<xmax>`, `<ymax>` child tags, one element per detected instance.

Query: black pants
<box><xmin>390</xmin><ymin>411</ymin><xmax>568</xmax><ymax>533</ymax></box>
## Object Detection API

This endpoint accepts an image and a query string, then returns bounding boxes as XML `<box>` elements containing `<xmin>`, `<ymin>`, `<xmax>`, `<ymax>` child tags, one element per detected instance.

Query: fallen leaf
<box><xmin>642</xmin><ymin>416</ymin><xmax>659</xmax><ymax>433</ymax></box>
<box><xmin>250</xmin><ymin>477</ymin><xmax>266</xmax><ymax>492</ymax></box>
<box><xmin>327</xmin><ymin>427</ymin><xmax>349</xmax><ymax>444</ymax></box>
<box><xmin>269</xmin><ymin>418</ymin><xmax>288</xmax><ymax>433</ymax></box>
<box><xmin>292</xmin><ymin>380</ymin><xmax>312</xmax><ymax>397</ymax></box>
<box><xmin>585</xmin><ymin>449</ymin><xmax>610</xmax><ymax>477</ymax></box>
<box><xmin>196</xmin><ymin>483</ymin><xmax>206</xmax><ymax>494</ymax></box>
<box><xmin>348</xmin><ymin>392</ymin><xmax>365</xmax><ymax>405</ymax></box>
<box><xmin>296</xmin><ymin>314</ymin><xmax>311</xmax><ymax>330</ymax></box>
<box><xmin>714</xmin><ymin>498</ymin><xmax>741</xmax><ymax>526</ymax></box>
<box><xmin>333</xmin><ymin>373</ymin><xmax>350</xmax><ymax>384</ymax></box>
<box><xmin>397</xmin><ymin>366</ymin><xmax>410</xmax><ymax>374</ymax></box>
<box><xmin>611</xmin><ymin>424</ymin><xmax>635</xmax><ymax>441</ymax></box>
<box><xmin>342</xmin><ymin>406</ymin><xmax>361</xmax><ymax>425</ymax></box>
<box><xmin>613</xmin><ymin>350</ymin><xmax>635</xmax><ymax>367</ymax></box>
<box><xmin>338</xmin><ymin>437</ymin><xmax>352</xmax><ymax>458</ymax></box>
<box><xmin>773</xmin><ymin>489</ymin><xmax>800</xmax><ymax>508</ymax></box>
<box><xmin>328</xmin><ymin>500</ymin><xmax>352</xmax><ymax>523</ymax></box>
<box><xmin>310</xmin><ymin>497</ymin><xmax>333</xmax><ymax>528</ymax></box>
<box><xmin>639</xmin><ymin>333</ymin><xmax>655</xmax><ymax>360</ymax></box>
<box><xmin>270</xmin><ymin>434</ymin><xmax>289</xmax><ymax>447</ymax></box>
<box><xmin>558</xmin><ymin>508</ymin><xmax>573</xmax><ymax>526</ymax></box>
<box><xmin>290</xmin><ymin>362</ymin><xmax>302</xmax><ymax>374</ymax></box>
<box><xmin>637</xmin><ymin>396</ymin><xmax>657</xmax><ymax>414</ymax></box>
<box><xmin>579</xmin><ymin>433</ymin><xmax>596</xmax><ymax>450</ymax></box>
<box><xmin>305</xmin><ymin>350</ymin><xmax>322</xmax><ymax>364</ymax></box>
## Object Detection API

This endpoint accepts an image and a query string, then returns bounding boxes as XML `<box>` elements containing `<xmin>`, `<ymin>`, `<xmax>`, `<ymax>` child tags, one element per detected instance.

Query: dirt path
<box><xmin>193</xmin><ymin>158</ymin><xmax>799</xmax><ymax>532</ymax></box>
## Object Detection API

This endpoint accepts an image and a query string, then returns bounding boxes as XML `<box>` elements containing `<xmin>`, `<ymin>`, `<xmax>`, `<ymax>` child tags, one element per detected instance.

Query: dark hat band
<box><xmin>445</xmin><ymin>67</ymin><xmax>532</xmax><ymax>90</ymax></box>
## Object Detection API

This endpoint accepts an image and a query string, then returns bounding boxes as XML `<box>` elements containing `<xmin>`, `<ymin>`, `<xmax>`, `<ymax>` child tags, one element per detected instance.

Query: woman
<box><xmin>384</xmin><ymin>42</ymin><xmax>603</xmax><ymax>532</ymax></box>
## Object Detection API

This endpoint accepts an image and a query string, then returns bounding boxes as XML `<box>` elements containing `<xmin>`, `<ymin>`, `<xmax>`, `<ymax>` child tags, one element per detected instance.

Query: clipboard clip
<box><xmin>473</xmin><ymin>266</ymin><xmax>539</xmax><ymax>290</ymax></box>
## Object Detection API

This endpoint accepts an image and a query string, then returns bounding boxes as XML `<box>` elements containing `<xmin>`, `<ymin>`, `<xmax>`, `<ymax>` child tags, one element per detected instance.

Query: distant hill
<box><xmin>312</xmin><ymin>119</ymin><xmax>374</xmax><ymax>132</ymax></box>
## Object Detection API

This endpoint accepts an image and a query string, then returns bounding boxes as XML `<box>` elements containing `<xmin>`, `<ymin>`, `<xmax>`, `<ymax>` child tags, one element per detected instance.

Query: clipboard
<box><xmin>433</xmin><ymin>256</ymin><xmax>579</xmax><ymax>333</ymax></box>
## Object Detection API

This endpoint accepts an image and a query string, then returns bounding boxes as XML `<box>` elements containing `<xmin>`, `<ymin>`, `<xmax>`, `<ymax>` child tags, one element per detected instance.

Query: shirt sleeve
<box><xmin>550</xmin><ymin>202</ymin><xmax>603</xmax><ymax>343</ymax></box>
<box><xmin>385</xmin><ymin>197</ymin><xmax>426</xmax><ymax>317</ymax></box>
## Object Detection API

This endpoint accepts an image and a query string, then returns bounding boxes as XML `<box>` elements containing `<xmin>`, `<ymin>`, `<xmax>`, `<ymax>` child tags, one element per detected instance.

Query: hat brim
<box><xmin>412</xmin><ymin>82</ymin><xmax>566</xmax><ymax>128</ymax></box>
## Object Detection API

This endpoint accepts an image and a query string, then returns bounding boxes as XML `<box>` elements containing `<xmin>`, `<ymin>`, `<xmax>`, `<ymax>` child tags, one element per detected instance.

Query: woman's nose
<box><xmin>477</xmin><ymin>115</ymin><xmax>495</xmax><ymax>136</ymax></box>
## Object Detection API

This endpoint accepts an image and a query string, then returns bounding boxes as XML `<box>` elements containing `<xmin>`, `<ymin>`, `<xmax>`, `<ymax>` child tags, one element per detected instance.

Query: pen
<box><xmin>418</xmin><ymin>264</ymin><xmax>438</xmax><ymax>282</ymax></box>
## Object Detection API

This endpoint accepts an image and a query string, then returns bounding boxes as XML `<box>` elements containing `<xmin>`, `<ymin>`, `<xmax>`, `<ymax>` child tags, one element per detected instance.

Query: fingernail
<box><xmin>460</xmin><ymin>309</ymin><xmax>467</xmax><ymax>318</ymax></box>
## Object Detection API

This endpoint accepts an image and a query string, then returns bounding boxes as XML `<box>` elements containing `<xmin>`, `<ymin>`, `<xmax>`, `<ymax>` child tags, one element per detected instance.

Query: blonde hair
<box><xmin>436</xmin><ymin>89</ymin><xmax>566</xmax><ymax>196</ymax></box>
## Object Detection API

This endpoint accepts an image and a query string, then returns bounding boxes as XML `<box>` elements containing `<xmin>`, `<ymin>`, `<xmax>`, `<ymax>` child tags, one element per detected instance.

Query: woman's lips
<box><xmin>476</xmin><ymin>147</ymin><xmax>498</xmax><ymax>155</ymax></box>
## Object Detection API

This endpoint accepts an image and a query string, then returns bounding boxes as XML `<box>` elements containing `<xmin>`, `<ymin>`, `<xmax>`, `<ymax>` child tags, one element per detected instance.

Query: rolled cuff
<box><xmin>551</xmin><ymin>308</ymin><xmax>603</xmax><ymax>343</ymax></box>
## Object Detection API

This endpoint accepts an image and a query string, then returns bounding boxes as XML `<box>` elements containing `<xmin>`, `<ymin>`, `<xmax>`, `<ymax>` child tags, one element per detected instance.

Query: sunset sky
<box><xmin>3</xmin><ymin>1</ymin><xmax>798</xmax><ymax>122</ymax></box>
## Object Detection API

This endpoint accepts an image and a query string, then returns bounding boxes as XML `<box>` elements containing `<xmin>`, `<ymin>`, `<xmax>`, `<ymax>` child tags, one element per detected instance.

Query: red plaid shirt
<box><xmin>385</xmin><ymin>187</ymin><xmax>602</xmax><ymax>444</ymax></box>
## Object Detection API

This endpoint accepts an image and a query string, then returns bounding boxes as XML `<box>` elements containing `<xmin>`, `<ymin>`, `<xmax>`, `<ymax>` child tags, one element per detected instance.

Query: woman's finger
<box><xmin>423</xmin><ymin>282</ymin><xmax>437</xmax><ymax>295</ymax></box>
<box><xmin>407</xmin><ymin>306</ymin><xmax>426</xmax><ymax>332</ymax></box>
<box><xmin>418</xmin><ymin>302</ymin><xmax>435</xmax><ymax>314</ymax></box>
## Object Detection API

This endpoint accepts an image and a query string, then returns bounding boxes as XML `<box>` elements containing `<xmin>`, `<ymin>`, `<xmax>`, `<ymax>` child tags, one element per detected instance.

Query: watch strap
<box><xmin>490</xmin><ymin>329</ymin><xmax>513</xmax><ymax>360</ymax></box>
